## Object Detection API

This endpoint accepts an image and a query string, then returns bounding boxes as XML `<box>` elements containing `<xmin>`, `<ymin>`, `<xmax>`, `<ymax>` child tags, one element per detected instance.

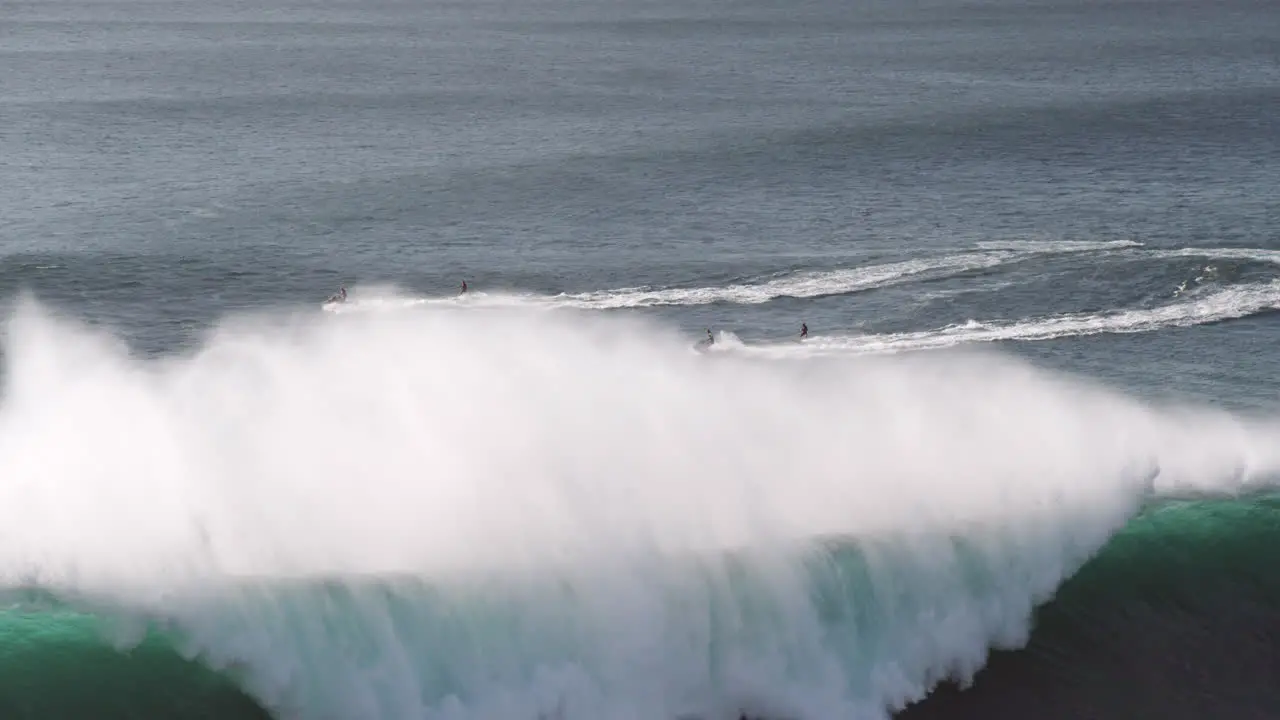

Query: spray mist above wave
<box><xmin>2</xmin><ymin>299</ymin><xmax>1279</xmax><ymax>720</ymax></box>
<box><xmin>0</xmin><ymin>297</ymin><xmax>1195</xmax><ymax>581</ymax></box>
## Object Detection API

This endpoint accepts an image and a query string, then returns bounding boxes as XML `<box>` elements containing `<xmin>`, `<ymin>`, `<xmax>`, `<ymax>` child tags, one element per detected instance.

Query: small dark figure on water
<box><xmin>800</xmin><ymin>322</ymin><xmax>808</xmax><ymax>339</ymax></box>
<box><xmin>327</xmin><ymin>286</ymin><xmax>347</xmax><ymax>304</ymax></box>
<box><xmin>460</xmin><ymin>280</ymin><xmax>468</xmax><ymax>294</ymax></box>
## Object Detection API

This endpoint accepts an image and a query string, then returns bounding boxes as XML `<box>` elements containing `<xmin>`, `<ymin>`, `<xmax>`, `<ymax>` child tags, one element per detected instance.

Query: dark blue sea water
<box><xmin>1</xmin><ymin>1</ymin><xmax>1279</xmax><ymax>718</ymax></box>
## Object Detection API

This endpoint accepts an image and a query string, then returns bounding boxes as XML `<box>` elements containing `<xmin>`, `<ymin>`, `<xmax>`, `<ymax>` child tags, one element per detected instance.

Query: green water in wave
<box><xmin>0</xmin><ymin>609</ymin><xmax>268</xmax><ymax>720</ymax></box>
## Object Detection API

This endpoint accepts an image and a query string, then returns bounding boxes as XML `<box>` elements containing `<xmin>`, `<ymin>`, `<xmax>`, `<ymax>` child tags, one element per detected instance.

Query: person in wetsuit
<box><xmin>800</xmin><ymin>322</ymin><xmax>808</xmax><ymax>339</ymax></box>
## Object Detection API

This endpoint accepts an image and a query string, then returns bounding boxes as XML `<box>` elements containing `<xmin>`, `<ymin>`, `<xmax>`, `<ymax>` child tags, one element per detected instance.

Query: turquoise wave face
<box><xmin>5</xmin><ymin>495</ymin><xmax>1280</xmax><ymax>720</ymax></box>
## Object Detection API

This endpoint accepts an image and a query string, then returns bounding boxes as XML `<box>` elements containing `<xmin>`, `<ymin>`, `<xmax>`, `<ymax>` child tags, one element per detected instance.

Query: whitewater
<box><xmin>1</xmin><ymin>298</ymin><xmax>1278</xmax><ymax>720</ymax></box>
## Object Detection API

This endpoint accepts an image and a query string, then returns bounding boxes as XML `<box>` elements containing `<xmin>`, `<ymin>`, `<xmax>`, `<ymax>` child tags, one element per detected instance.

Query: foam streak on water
<box><xmin>0</xmin><ymin>299</ymin><xmax>1277</xmax><ymax>720</ymax></box>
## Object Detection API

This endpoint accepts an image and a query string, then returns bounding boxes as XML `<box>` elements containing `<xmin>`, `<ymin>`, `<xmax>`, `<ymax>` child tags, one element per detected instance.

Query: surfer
<box><xmin>800</xmin><ymin>322</ymin><xmax>808</xmax><ymax>339</ymax></box>
<box><xmin>327</xmin><ymin>286</ymin><xmax>347</xmax><ymax>304</ymax></box>
<box><xmin>693</xmin><ymin>329</ymin><xmax>714</xmax><ymax>352</ymax></box>
<box><xmin>460</xmin><ymin>280</ymin><xmax>468</xmax><ymax>294</ymax></box>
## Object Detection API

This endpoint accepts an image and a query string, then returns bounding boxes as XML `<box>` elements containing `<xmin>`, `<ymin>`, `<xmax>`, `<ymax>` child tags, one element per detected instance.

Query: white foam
<box><xmin>0</xmin><ymin>299</ymin><xmax>1276</xmax><ymax>720</ymax></box>
<box><xmin>973</xmin><ymin>238</ymin><xmax>1143</xmax><ymax>253</ymax></box>
<box><xmin>1155</xmin><ymin>246</ymin><xmax>1280</xmax><ymax>265</ymax></box>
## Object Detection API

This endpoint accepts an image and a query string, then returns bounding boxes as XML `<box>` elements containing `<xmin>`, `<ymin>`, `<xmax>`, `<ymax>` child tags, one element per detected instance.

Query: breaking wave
<box><xmin>1</xmin><ymin>299</ymin><xmax>1279</xmax><ymax>719</ymax></box>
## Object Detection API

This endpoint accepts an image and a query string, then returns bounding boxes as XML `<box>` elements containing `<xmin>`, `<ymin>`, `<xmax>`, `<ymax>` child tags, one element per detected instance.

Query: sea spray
<box><xmin>0</xmin><ymin>298</ymin><xmax>1277</xmax><ymax>719</ymax></box>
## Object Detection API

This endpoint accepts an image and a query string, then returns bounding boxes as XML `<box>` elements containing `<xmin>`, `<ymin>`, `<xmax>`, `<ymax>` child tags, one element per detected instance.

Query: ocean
<box><xmin>1</xmin><ymin>0</ymin><xmax>1278</xmax><ymax>718</ymax></box>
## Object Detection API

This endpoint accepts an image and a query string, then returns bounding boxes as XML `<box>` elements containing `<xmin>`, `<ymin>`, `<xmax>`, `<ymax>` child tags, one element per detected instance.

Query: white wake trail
<box><xmin>774</xmin><ymin>280</ymin><xmax>1280</xmax><ymax>357</ymax></box>
<box><xmin>321</xmin><ymin>242</ymin><xmax>1280</xmax><ymax>318</ymax></box>
<box><xmin>318</xmin><ymin>253</ymin><xmax>1014</xmax><ymax>314</ymax></box>
<box><xmin>550</xmin><ymin>252</ymin><xmax>1016</xmax><ymax>309</ymax></box>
